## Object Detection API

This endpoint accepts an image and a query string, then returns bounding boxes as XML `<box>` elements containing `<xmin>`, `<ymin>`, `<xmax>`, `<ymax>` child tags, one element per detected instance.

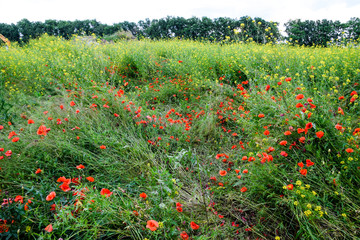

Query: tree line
<box><xmin>0</xmin><ymin>16</ymin><xmax>359</xmax><ymax>46</ymax></box>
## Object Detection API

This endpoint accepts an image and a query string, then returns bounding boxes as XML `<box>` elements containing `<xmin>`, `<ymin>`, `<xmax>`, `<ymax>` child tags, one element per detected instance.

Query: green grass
<box><xmin>0</xmin><ymin>35</ymin><xmax>359</xmax><ymax>239</ymax></box>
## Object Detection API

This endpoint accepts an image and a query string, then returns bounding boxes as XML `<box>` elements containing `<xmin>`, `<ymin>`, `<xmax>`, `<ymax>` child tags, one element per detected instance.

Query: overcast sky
<box><xmin>1</xmin><ymin>0</ymin><xmax>359</xmax><ymax>32</ymax></box>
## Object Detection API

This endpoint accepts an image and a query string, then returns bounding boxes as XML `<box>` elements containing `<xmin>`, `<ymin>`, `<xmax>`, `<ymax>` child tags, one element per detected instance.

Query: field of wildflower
<box><xmin>0</xmin><ymin>35</ymin><xmax>359</xmax><ymax>239</ymax></box>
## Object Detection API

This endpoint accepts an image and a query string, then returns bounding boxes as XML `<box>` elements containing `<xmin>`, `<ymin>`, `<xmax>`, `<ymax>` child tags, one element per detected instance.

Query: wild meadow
<box><xmin>0</xmin><ymin>35</ymin><xmax>359</xmax><ymax>239</ymax></box>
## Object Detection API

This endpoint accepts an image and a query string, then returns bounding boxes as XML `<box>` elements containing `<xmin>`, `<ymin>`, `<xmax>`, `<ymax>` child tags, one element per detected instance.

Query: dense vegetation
<box><xmin>1</xmin><ymin>16</ymin><xmax>360</xmax><ymax>46</ymax></box>
<box><xmin>0</xmin><ymin>35</ymin><xmax>359</xmax><ymax>239</ymax></box>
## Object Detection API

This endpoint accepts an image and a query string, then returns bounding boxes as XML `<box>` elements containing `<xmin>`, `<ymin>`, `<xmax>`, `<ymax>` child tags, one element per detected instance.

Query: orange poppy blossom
<box><xmin>14</xmin><ymin>195</ymin><xmax>24</xmax><ymax>203</ymax></box>
<box><xmin>241</xmin><ymin>187</ymin><xmax>248</xmax><ymax>192</ymax></box>
<box><xmin>219</xmin><ymin>170</ymin><xmax>227</xmax><ymax>176</ymax></box>
<box><xmin>190</xmin><ymin>221</ymin><xmax>200</xmax><ymax>230</ymax></box>
<box><xmin>44</xmin><ymin>224</ymin><xmax>53</xmax><ymax>233</ymax></box>
<box><xmin>28</xmin><ymin>119</ymin><xmax>35</xmax><ymax>124</ymax></box>
<box><xmin>146</xmin><ymin>220</ymin><xmax>159</xmax><ymax>231</ymax></box>
<box><xmin>76</xmin><ymin>164</ymin><xmax>85</xmax><ymax>169</ymax></box>
<box><xmin>316</xmin><ymin>131</ymin><xmax>324</xmax><ymax>138</ymax></box>
<box><xmin>37</xmin><ymin>125</ymin><xmax>50</xmax><ymax>136</ymax></box>
<box><xmin>300</xmin><ymin>169</ymin><xmax>307</xmax><ymax>176</ymax></box>
<box><xmin>35</xmin><ymin>168</ymin><xmax>42</xmax><ymax>174</ymax></box>
<box><xmin>139</xmin><ymin>192</ymin><xmax>147</xmax><ymax>199</ymax></box>
<box><xmin>59</xmin><ymin>183</ymin><xmax>71</xmax><ymax>192</ymax></box>
<box><xmin>287</xmin><ymin>184</ymin><xmax>294</xmax><ymax>190</ymax></box>
<box><xmin>100</xmin><ymin>188</ymin><xmax>113</xmax><ymax>197</ymax></box>
<box><xmin>180</xmin><ymin>231</ymin><xmax>189</xmax><ymax>240</ymax></box>
<box><xmin>306</xmin><ymin>159</ymin><xmax>314</xmax><ymax>167</ymax></box>
<box><xmin>176</xmin><ymin>202</ymin><xmax>183</xmax><ymax>212</ymax></box>
<box><xmin>280</xmin><ymin>151</ymin><xmax>288</xmax><ymax>157</ymax></box>
<box><xmin>8</xmin><ymin>131</ymin><xmax>17</xmax><ymax>139</ymax></box>
<box><xmin>86</xmin><ymin>176</ymin><xmax>95</xmax><ymax>182</ymax></box>
<box><xmin>133</xmin><ymin>210</ymin><xmax>139</xmax><ymax>216</ymax></box>
<box><xmin>46</xmin><ymin>191</ymin><xmax>56</xmax><ymax>201</ymax></box>
<box><xmin>296</xmin><ymin>94</ymin><xmax>304</xmax><ymax>100</ymax></box>
<box><xmin>345</xmin><ymin>148</ymin><xmax>354</xmax><ymax>153</ymax></box>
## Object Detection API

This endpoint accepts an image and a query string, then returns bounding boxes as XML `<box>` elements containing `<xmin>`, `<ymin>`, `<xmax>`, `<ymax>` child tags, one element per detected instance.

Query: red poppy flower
<box><xmin>300</xmin><ymin>169</ymin><xmax>307</xmax><ymax>176</ymax></box>
<box><xmin>305</xmin><ymin>122</ymin><xmax>313</xmax><ymax>129</ymax></box>
<box><xmin>297</xmin><ymin>128</ymin><xmax>305</xmax><ymax>134</ymax></box>
<box><xmin>176</xmin><ymin>207</ymin><xmax>183</xmax><ymax>212</ymax></box>
<box><xmin>280</xmin><ymin>140</ymin><xmax>287</xmax><ymax>146</ymax></box>
<box><xmin>35</xmin><ymin>168</ymin><xmax>42</xmax><ymax>174</ymax></box>
<box><xmin>296</xmin><ymin>103</ymin><xmax>303</xmax><ymax>108</ymax></box>
<box><xmin>12</xmin><ymin>137</ymin><xmax>19</xmax><ymax>142</ymax></box>
<box><xmin>70</xmin><ymin>101</ymin><xmax>76</xmax><ymax>106</ymax></box>
<box><xmin>28</xmin><ymin>119</ymin><xmax>35</xmax><ymax>124</ymax></box>
<box><xmin>146</xmin><ymin>220</ymin><xmax>159</xmax><ymax>231</ymax></box>
<box><xmin>86</xmin><ymin>176</ymin><xmax>94</xmax><ymax>182</ymax></box>
<box><xmin>350</xmin><ymin>91</ymin><xmax>358</xmax><ymax>96</ymax></box>
<box><xmin>0</xmin><ymin>125</ymin><xmax>3</xmax><ymax>130</ymax></box>
<box><xmin>219</xmin><ymin>170</ymin><xmax>227</xmax><ymax>176</ymax></box>
<box><xmin>299</xmin><ymin>137</ymin><xmax>305</xmax><ymax>143</ymax></box>
<box><xmin>345</xmin><ymin>148</ymin><xmax>354</xmax><ymax>153</ymax></box>
<box><xmin>190</xmin><ymin>221</ymin><xmax>200</xmax><ymax>230</ymax></box>
<box><xmin>210</xmin><ymin>176</ymin><xmax>217</xmax><ymax>181</ymax></box>
<box><xmin>240</xmin><ymin>187</ymin><xmax>248</xmax><ymax>192</ymax></box>
<box><xmin>287</xmin><ymin>184</ymin><xmax>294</xmax><ymax>190</ymax></box>
<box><xmin>284</xmin><ymin>131</ymin><xmax>292</xmax><ymax>135</ymax></box>
<box><xmin>100</xmin><ymin>188</ymin><xmax>113</xmax><ymax>197</ymax></box>
<box><xmin>44</xmin><ymin>224</ymin><xmax>53</xmax><ymax>233</ymax></box>
<box><xmin>14</xmin><ymin>195</ymin><xmax>24</xmax><ymax>203</ymax></box>
<box><xmin>296</xmin><ymin>94</ymin><xmax>304</xmax><ymax>100</ymax></box>
<box><xmin>335</xmin><ymin>124</ymin><xmax>344</xmax><ymax>131</ymax></box>
<box><xmin>37</xmin><ymin>125</ymin><xmax>48</xmax><ymax>136</ymax></box>
<box><xmin>46</xmin><ymin>191</ymin><xmax>56</xmax><ymax>201</ymax></box>
<box><xmin>298</xmin><ymin>162</ymin><xmax>304</xmax><ymax>168</ymax></box>
<box><xmin>5</xmin><ymin>150</ymin><xmax>12</xmax><ymax>157</ymax></box>
<box><xmin>100</xmin><ymin>145</ymin><xmax>106</xmax><ymax>149</ymax></box>
<box><xmin>76</xmin><ymin>164</ymin><xmax>85</xmax><ymax>169</ymax></box>
<box><xmin>280</xmin><ymin>151</ymin><xmax>288</xmax><ymax>157</ymax></box>
<box><xmin>180</xmin><ymin>231</ymin><xmax>189</xmax><ymax>240</ymax></box>
<box><xmin>57</xmin><ymin>176</ymin><xmax>71</xmax><ymax>184</ymax></box>
<box><xmin>337</xmin><ymin>107</ymin><xmax>344</xmax><ymax>115</ymax></box>
<box><xmin>264</xmin><ymin>130</ymin><xmax>270</xmax><ymax>136</ymax></box>
<box><xmin>306</xmin><ymin>159</ymin><xmax>314</xmax><ymax>167</ymax></box>
<box><xmin>8</xmin><ymin>131</ymin><xmax>17</xmax><ymax>139</ymax></box>
<box><xmin>316</xmin><ymin>131</ymin><xmax>324</xmax><ymax>139</ymax></box>
<box><xmin>59</xmin><ymin>183</ymin><xmax>71</xmax><ymax>192</ymax></box>
<box><xmin>243</xmin><ymin>169</ymin><xmax>248</xmax><ymax>174</ymax></box>
<box><xmin>258</xmin><ymin>113</ymin><xmax>265</xmax><ymax>118</ymax></box>
<box><xmin>353</xmin><ymin>128</ymin><xmax>360</xmax><ymax>135</ymax></box>
<box><xmin>139</xmin><ymin>192</ymin><xmax>147</xmax><ymax>199</ymax></box>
